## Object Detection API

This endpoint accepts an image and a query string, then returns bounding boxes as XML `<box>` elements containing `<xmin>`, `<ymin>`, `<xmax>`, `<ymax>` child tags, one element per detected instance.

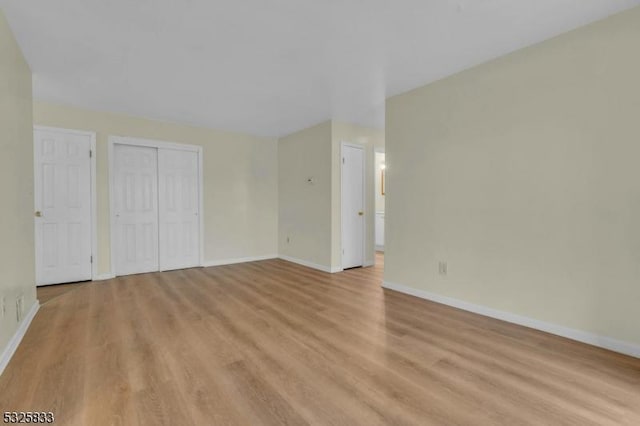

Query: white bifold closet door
<box><xmin>158</xmin><ymin>149</ymin><xmax>200</xmax><ymax>271</ymax></box>
<box><xmin>113</xmin><ymin>143</ymin><xmax>200</xmax><ymax>276</ymax></box>
<box><xmin>113</xmin><ymin>145</ymin><xmax>160</xmax><ymax>276</ymax></box>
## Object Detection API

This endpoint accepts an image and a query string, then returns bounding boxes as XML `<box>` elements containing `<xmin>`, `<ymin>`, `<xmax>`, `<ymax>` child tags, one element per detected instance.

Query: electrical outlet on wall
<box><xmin>438</xmin><ymin>261</ymin><xmax>448</xmax><ymax>276</ymax></box>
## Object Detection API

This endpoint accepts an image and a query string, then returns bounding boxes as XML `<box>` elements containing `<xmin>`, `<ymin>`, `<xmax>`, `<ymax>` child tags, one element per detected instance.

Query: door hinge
<box><xmin>342</xmin><ymin>157</ymin><xmax>345</xmax><ymax>164</ymax></box>
<box><xmin>89</xmin><ymin>150</ymin><xmax>93</xmax><ymax>158</ymax></box>
<box><xmin>90</xmin><ymin>255</ymin><xmax>93</xmax><ymax>263</ymax></box>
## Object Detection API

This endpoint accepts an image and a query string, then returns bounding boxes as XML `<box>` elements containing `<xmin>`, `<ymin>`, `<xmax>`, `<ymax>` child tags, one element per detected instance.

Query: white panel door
<box><xmin>342</xmin><ymin>144</ymin><xmax>365</xmax><ymax>269</ymax></box>
<box><xmin>34</xmin><ymin>129</ymin><xmax>92</xmax><ymax>286</ymax></box>
<box><xmin>113</xmin><ymin>145</ymin><xmax>159</xmax><ymax>275</ymax></box>
<box><xmin>158</xmin><ymin>149</ymin><xmax>200</xmax><ymax>271</ymax></box>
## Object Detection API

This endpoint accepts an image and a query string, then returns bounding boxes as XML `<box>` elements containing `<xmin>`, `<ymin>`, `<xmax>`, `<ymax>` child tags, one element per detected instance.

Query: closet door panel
<box><xmin>113</xmin><ymin>145</ymin><xmax>159</xmax><ymax>275</ymax></box>
<box><xmin>158</xmin><ymin>149</ymin><xmax>200</xmax><ymax>271</ymax></box>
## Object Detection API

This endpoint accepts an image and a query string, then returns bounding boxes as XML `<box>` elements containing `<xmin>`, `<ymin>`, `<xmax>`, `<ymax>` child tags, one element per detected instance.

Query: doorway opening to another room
<box><xmin>375</xmin><ymin>150</ymin><xmax>385</xmax><ymax>265</ymax></box>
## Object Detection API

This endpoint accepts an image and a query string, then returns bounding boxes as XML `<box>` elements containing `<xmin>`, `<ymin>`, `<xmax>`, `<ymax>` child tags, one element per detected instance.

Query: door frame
<box><xmin>108</xmin><ymin>136</ymin><xmax>204</xmax><ymax>276</ymax></box>
<box><xmin>33</xmin><ymin>125</ymin><xmax>98</xmax><ymax>283</ymax></box>
<box><xmin>340</xmin><ymin>142</ymin><xmax>366</xmax><ymax>270</ymax></box>
<box><xmin>374</xmin><ymin>148</ymin><xmax>385</xmax><ymax>252</ymax></box>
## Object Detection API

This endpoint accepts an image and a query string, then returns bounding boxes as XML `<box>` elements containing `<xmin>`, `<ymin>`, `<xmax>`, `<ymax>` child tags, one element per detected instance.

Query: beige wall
<box><xmin>278</xmin><ymin>121</ymin><xmax>333</xmax><ymax>269</ymax></box>
<box><xmin>386</xmin><ymin>7</ymin><xmax>640</xmax><ymax>346</ymax></box>
<box><xmin>277</xmin><ymin>120</ymin><xmax>384</xmax><ymax>271</ymax></box>
<box><xmin>0</xmin><ymin>11</ymin><xmax>37</xmax><ymax>355</ymax></box>
<box><xmin>331</xmin><ymin>122</ymin><xmax>384</xmax><ymax>269</ymax></box>
<box><xmin>33</xmin><ymin>102</ymin><xmax>278</xmax><ymax>275</ymax></box>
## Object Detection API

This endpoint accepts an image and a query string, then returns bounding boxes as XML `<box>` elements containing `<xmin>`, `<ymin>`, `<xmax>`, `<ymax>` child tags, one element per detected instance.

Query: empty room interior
<box><xmin>1</xmin><ymin>1</ymin><xmax>640</xmax><ymax>424</ymax></box>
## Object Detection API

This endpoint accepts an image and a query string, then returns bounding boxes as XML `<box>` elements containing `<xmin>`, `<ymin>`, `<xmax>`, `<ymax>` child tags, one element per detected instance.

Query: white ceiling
<box><xmin>2</xmin><ymin>1</ymin><xmax>639</xmax><ymax>138</ymax></box>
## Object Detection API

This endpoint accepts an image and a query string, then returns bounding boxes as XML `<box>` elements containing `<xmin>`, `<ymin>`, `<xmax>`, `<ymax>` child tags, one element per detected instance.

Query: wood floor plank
<box><xmin>36</xmin><ymin>282</ymin><xmax>86</xmax><ymax>305</ymax></box>
<box><xmin>2</xmin><ymin>254</ymin><xmax>639</xmax><ymax>425</ymax></box>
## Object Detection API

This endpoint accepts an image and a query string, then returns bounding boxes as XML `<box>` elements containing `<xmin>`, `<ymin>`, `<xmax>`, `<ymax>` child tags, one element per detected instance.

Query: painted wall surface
<box><xmin>0</xmin><ymin>11</ymin><xmax>37</xmax><ymax>355</ymax></box>
<box><xmin>278</xmin><ymin>121</ymin><xmax>333</xmax><ymax>269</ymax></box>
<box><xmin>331</xmin><ymin>122</ymin><xmax>384</xmax><ymax>269</ymax></box>
<box><xmin>278</xmin><ymin>120</ymin><xmax>384</xmax><ymax>271</ymax></box>
<box><xmin>386</xmin><ymin>7</ymin><xmax>640</xmax><ymax>346</ymax></box>
<box><xmin>33</xmin><ymin>102</ymin><xmax>279</xmax><ymax>274</ymax></box>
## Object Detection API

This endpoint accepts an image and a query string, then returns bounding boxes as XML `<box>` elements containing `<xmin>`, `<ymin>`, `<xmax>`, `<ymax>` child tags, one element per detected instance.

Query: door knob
<box><xmin>358</xmin><ymin>211</ymin><xmax>364</xmax><ymax>216</ymax></box>
<box><xmin>34</xmin><ymin>211</ymin><xmax>42</xmax><ymax>217</ymax></box>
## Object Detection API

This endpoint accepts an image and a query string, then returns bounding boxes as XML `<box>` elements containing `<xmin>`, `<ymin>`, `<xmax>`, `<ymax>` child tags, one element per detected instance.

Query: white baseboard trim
<box><xmin>93</xmin><ymin>273</ymin><xmax>115</xmax><ymax>281</ymax></box>
<box><xmin>0</xmin><ymin>300</ymin><xmax>40</xmax><ymax>377</ymax></box>
<box><xmin>382</xmin><ymin>281</ymin><xmax>640</xmax><ymax>359</ymax></box>
<box><xmin>375</xmin><ymin>245</ymin><xmax>385</xmax><ymax>252</ymax></box>
<box><xmin>278</xmin><ymin>255</ymin><xmax>340</xmax><ymax>273</ymax></box>
<box><xmin>202</xmin><ymin>254</ymin><xmax>278</xmax><ymax>268</ymax></box>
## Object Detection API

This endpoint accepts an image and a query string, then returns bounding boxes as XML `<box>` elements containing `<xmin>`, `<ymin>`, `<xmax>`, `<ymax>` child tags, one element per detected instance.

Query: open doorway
<box><xmin>375</xmin><ymin>150</ymin><xmax>385</xmax><ymax>265</ymax></box>
<box><xmin>336</xmin><ymin>128</ymin><xmax>385</xmax><ymax>273</ymax></box>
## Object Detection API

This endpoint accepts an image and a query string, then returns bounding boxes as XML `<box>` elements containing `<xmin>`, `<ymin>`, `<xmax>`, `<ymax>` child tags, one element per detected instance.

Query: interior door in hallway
<box><xmin>342</xmin><ymin>143</ymin><xmax>365</xmax><ymax>269</ymax></box>
<box><xmin>158</xmin><ymin>148</ymin><xmax>200</xmax><ymax>271</ymax></box>
<box><xmin>113</xmin><ymin>144</ymin><xmax>159</xmax><ymax>276</ymax></box>
<box><xmin>34</xmin><ymin>128</ymin><xmax>93</xmax><ymax>285</ymax></box>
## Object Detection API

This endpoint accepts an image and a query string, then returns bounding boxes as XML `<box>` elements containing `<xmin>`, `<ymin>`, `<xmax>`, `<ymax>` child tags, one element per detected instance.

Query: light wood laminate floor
<box><xmin>36</xmin><ymin>282</ymin><xmax>87</xmax><ymax>305</ymax></box>
<box><xmin>2</xmin><ymin>255</ymin><xmax>639</xmax><ymax>425</ymax></box>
